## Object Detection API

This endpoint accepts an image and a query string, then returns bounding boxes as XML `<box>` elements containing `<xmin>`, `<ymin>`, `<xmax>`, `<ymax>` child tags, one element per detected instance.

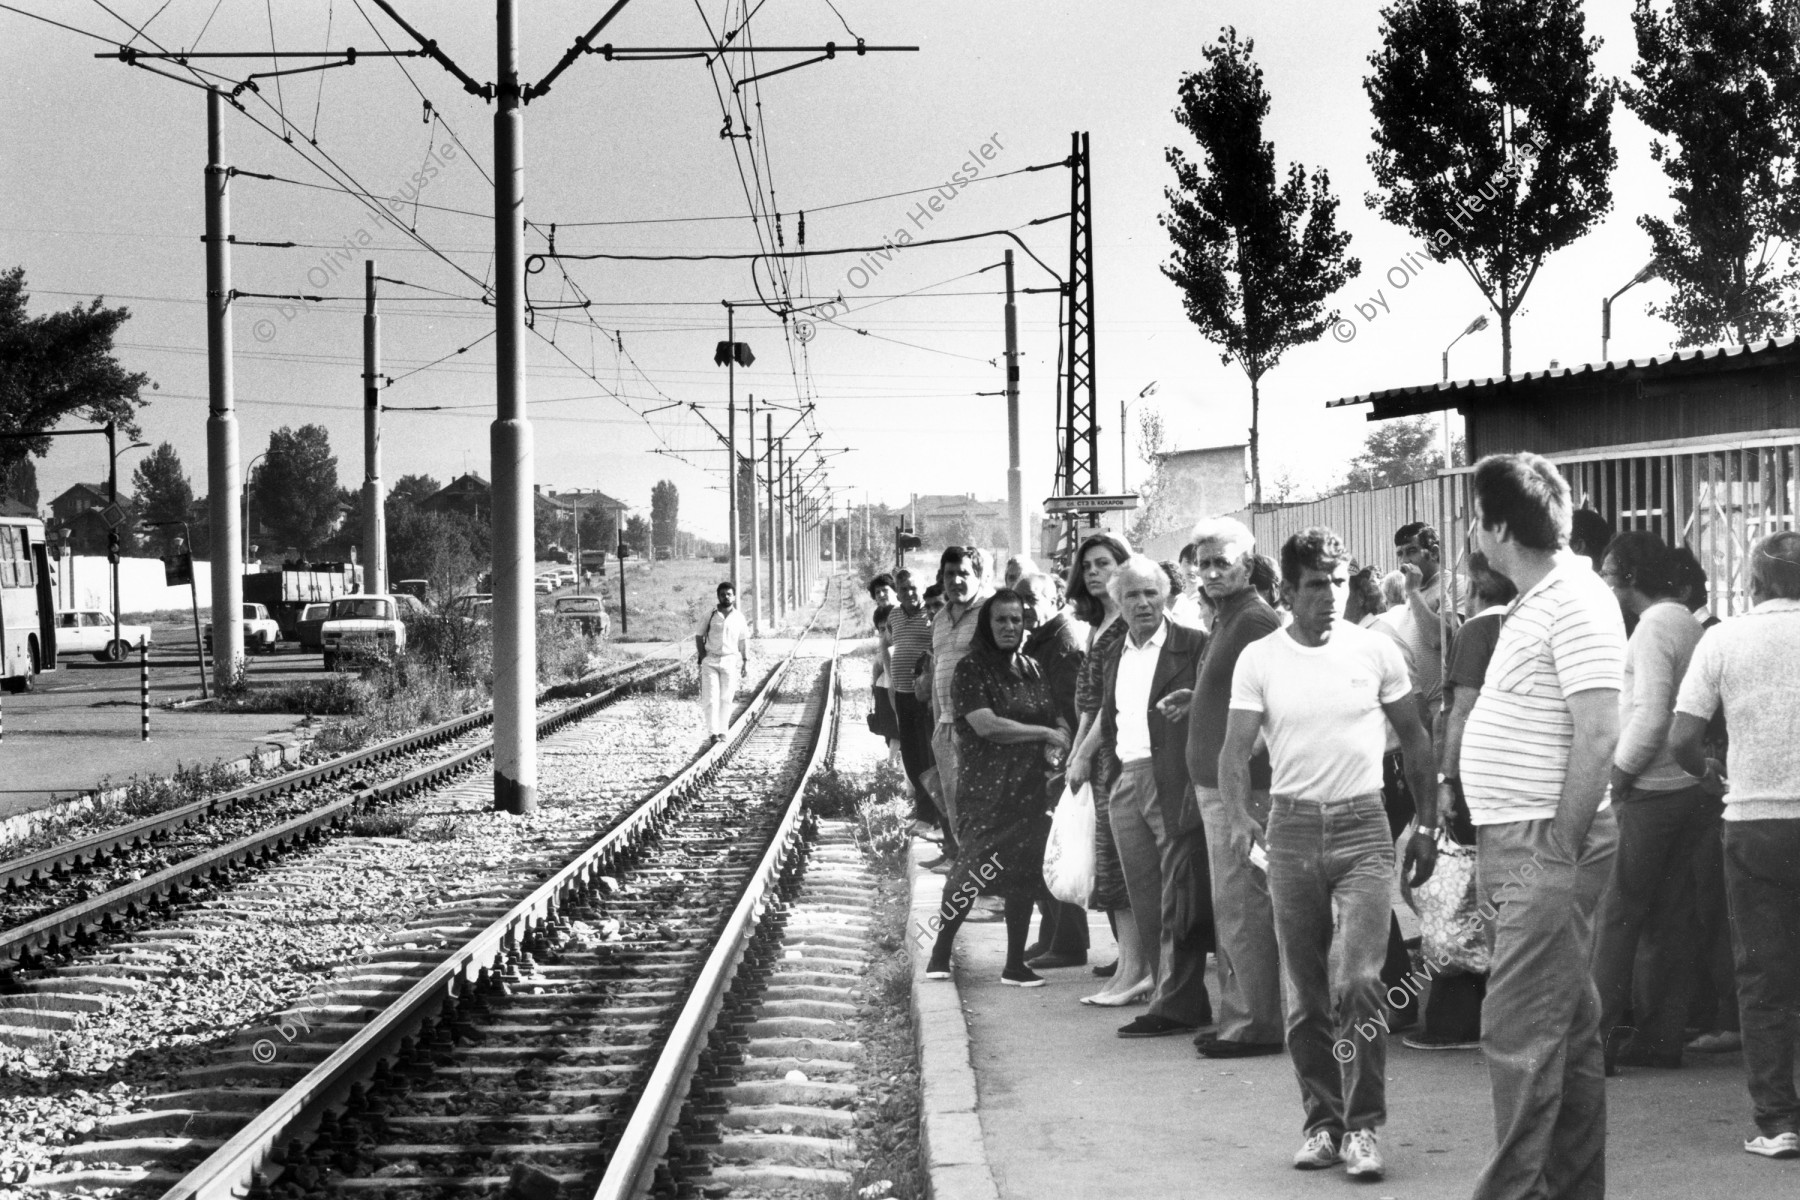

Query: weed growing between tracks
<box><xmin>847</xmin><ymin>871</ymin><xmax>925</xmax><ymax>1200</ymax></box>
<box><xmin>804</xmin><ymin>762</ymin><xmax>914</xmax><ymax>872</ymax></box>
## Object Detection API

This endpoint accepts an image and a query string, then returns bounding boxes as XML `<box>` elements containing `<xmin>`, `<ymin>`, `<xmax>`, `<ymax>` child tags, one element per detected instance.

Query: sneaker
<box><xmin>1402</xmin><ymin>1031</ymin><xmax>1481</xmax><ymax>1051</ymax></box>
<box><xmin>1001</xmin><ymin>966</ymin><xmax>1046</xmax><ymax>988</ymax></box>
<box><xmin>1688</xmin><ymin>1030</ymin><xmax>1743</xmax><ymax>1054</ymax></box>
<box><xmin>1744</xmin><ymin>1131</ymin><xmax>1800</xmax><ymax>1159</ymax></box>
<box><xmin>1342</xmin><ymin>1129</ymin><xmax>1383</xmax><ymax>1180</ymax></box>
<box><xmin>1292</xmin><ymin>1130</ymin><xmax>1341</xmax><ymax>1170</ymax></box>
<box><xmin>924</xmin><ymin>956</ymin><xmax>951</xmax><ymax>980</ymax></box>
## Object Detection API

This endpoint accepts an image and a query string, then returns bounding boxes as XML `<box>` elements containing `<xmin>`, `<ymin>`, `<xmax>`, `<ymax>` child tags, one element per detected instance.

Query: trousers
<box><xmin>1472</xmin><ymin>809</ymin><xmax>1617</xmax><ymax>1200</ymax></box>
<box><xmin>1265</xmin><ymin>792</ymin><xmax>1395</xmax><ymax>1137</ymax></box>
<box><xmin>1196</xmin><ymin>784</ymin><xmax>1283</xmax><ymax>1045</ymax></box>
<box><xmin>1109</xmin><ymin>761</ymin><xmax>1213</xmax><ymax>1027</ymax></box>
<box><xmin>1722</xmin><ymin>819</ymin><xmax>1800</xmax><ymax>1137</ymax></box>
<box><xmin>698</xmin><ymin>659</ymin><xmax>739</xmax><ymax>736</ymax></box>
<box><xmin>892</xmin><ymin>691</ymin><xmax>940</xmax><ymax>824</ymax></box>
<box><xmin>931</xmin><ymin>721</ymin><xmax>963</xmax><ymax>839</ymax></box>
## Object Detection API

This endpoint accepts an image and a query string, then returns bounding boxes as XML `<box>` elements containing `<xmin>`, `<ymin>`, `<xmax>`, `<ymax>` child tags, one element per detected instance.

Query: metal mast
<box><xmin>1058</xmin><ymin>131</ymin><xmax>1099</xmax><ymax>556</ymax></box>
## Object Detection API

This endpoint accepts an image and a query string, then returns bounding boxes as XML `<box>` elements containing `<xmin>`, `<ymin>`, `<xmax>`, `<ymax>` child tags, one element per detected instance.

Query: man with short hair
<box><xmin>1219</xmin><ymin>527</ymin><xmax>1438</xmax><ymax>1182</ymax></box>
<box><xmin>1462</xmin><ymin>452</ymin><xmax>1624</xmax><ymax>1200</ymax></box>
<box><xmin>930</xmin><ymin>546</ymin><xmax>992</xmax><ymax>848</ymax></box>
<box><xmin>883</xmin><ymin>570</ymin><xmax>942</xmax><ymax>837</ymax></box>
<box><xmin>694</xmin><ymin>582</ymin><xmax>750</xmax><ymax>743</ymax></box>
<box><xmin>1173</xmin><ymin>516</ymin><xmax>1285</xmax><ymax>1058</ymax></box>
<box><xmin>1671</xmin><ymin>530</ymin><xmax>1800</xmax><ymax>1161</ymax></box>
<box><xmin>1018</xmin><ymin>570</ymin><xmax>1090</xmax><ymax>967</ymax></box>
<box><xmin>1100</xmin><ymin>555</ymin><xmax>1211</xmax><ymax>1039</ymax></box>
<box><xmin>1003</xmin><ymin>553</ymin><xmax>1038</xmax><ymax>590</ymax></box>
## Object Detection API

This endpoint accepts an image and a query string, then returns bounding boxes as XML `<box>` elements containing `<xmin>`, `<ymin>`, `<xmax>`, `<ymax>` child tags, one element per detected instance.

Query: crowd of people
<box><xmin>853</xmin><ymin>449</ymin><xmax>1800</xmax><ymax>1192</ymax></box>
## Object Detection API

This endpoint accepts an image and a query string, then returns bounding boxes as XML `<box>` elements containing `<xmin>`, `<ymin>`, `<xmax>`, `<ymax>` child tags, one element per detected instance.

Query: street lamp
<box><xmin>108</xmin><ymin>433</ymin><xmax>151</xmax><ymax>657</ymax></box>
<box><xmin>1602</xmin><ymin>260</ymin><xmax>1659</xmax><ymax>364</ymax></box>
<box><xmin>243</xmin><ymin>450</ymin><xmax>268</xmax><ymax>567</ymax></box>
<box><xmin>1121</xmin><ymin>381</ymin><xmax>1158</xmax><ymax>504</ymax></box>
<box><xmin>1439</xmin><ymin>316</ymin><xmax>1489</xmax><ymax>468</ymax></box>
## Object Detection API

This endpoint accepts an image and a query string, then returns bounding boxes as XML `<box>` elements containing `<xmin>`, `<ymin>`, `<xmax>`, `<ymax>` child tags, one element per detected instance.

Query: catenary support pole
<box><xmin>204</xmin><ymin>88</ymin><xmax>244</xmax><ymax>691</ymax></box>
<box><xmin>747</xmin><ymin>393</ymin><xmax>761</xmax><ymax>635</ymax></box>
<box><xmin>363</xmin><ymin>260</ymin><xmax>386</xmax><ymax>596</ymax></box>
<box><xmin>767</xmin><ymin>415</ymin><xmax>780</xmax><ymax>627</ymax></box>
<box><xmin>106</xmin><ymin>423</ymin><xmax>121</xmax><ymax>656</ymax></box>
<box><xmin>139</xmin><ymin>637</ymin><xmax>149</xmax><ymax>742</ymax></box>
<box><xmin>1004</xmin><ymin>250</ymin><xmax>1026</xmax><ymax>559</ymax></box>
<box><xmin>491</xmin><ymin>0</ymin><xmax>536</xmax><ymax>815</ymax></box>
<box><xmin>726</xmin><ymin>305</ymin><xmax>739</xmax><ymax>595</ymax></box>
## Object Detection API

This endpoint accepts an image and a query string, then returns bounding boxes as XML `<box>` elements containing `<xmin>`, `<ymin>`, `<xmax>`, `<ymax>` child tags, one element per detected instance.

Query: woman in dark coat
<box><xmin>924</xmin><ymin>589</ymin><xmax>1071</xmax><ymax>987</ymax></box>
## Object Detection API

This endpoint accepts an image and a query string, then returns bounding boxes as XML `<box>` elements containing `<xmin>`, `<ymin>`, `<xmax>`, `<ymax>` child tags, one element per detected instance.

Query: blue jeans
<box><xmin>1722</xmin><ymin>819</ymin><xmax>1800</xmax><ymax>1137</ymax></box>
<box><xmin>1266</xmin><ymin>793</ymin><xmax>1395</xmax><ymax>1137</ymax></box>
<box><xmin>1473</xmin><ymin>810</ymin><xmax>1617</xmax><ymax>1200</ymax></box>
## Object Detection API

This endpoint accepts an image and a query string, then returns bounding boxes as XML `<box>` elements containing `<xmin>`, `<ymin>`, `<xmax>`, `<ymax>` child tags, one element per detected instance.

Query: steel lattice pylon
<box><xmin>1056</xmin><ymin>130</ymin><xmax>1098</xmax><ymax>566</ymax></box>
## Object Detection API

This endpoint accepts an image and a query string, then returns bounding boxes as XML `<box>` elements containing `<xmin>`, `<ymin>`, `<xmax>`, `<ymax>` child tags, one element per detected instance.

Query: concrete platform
<box><xmin>909</xmin><ymin>844</ymin><xmax>1792</xmax><ymax>1200</ymax></box>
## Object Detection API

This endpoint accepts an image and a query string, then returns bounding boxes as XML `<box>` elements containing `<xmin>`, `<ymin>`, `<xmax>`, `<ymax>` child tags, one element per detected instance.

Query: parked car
<box><xmin>54</xmin><ymin>610</ymin><xmax>153</xmax><ymax>662</ymax></box>
<box><xmin>534</xmin><ymin>578</ymin><xmax>556</xmax><ymax>596</ymax></box>
<box><xmin>394</xmin><ymin>593</ymin><xmax>429</xmax><ymax>619</ymax></box>
<box><xmin>392</xmin><ymin>579</ymin><xmax>429</xmax><ymax>601</ymax></box>
<box><xmin>292</xmin><ymin>602</ymin><xmax>333</xmax><ymax>652</ymax></box>
<box><xmin>204</xmin><ymin>603</ymin><xmax>281</xmax><ymax>655</ymax></box>
<box><xmin>321</xmin><ymin>594</ymin><xmax>407</xmax><ymax>671</ymax></box>
<box><xmin>447</xmin><ymin>593</ymin><xmax>493</xmax><ymax>623</ymax></box>
<box><xmin>551</xmin><ymin>594</ymin><xmax>611</xmax><ymax>637</ymax></box>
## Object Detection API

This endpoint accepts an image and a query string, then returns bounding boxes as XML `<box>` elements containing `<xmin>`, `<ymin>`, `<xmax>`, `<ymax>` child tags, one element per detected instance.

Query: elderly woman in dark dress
<box><xmin>1064</xmin><ymin>532</ymin><xmax>1153</xmax><ymax>1006</ymax></box>
<box><xmin>924</xmin><ymin>590</ymin><xmax>1072</xmax><ymax>988</ymax></box>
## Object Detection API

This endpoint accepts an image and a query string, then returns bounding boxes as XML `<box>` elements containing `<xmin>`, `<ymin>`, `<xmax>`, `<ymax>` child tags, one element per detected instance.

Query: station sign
<box><xmin>1042</xmin><ymin>493</ymin><xmax>1140</xmax><ymax>514</ymax></box>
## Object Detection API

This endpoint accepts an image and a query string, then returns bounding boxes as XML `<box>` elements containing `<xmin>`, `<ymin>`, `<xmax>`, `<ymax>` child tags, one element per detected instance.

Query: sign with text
<box><xmin>1042</xmin><ymin>493</ymin><xmax>1139</xmax><ymax>514</ymax></box>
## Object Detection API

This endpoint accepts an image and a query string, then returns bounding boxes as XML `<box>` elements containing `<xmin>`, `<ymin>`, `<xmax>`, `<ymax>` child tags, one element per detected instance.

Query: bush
<box><xmin>804</xmin><ymin>761</ymin><xmax>914</xmax><ymax>873</ymax></box>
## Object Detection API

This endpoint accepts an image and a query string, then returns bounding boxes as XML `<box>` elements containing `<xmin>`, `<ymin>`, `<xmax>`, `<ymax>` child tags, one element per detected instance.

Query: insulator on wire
<box><xmin>798</xmin><ymin>211</ymin><xmax>806</xmax><ymax>247</ymax></box>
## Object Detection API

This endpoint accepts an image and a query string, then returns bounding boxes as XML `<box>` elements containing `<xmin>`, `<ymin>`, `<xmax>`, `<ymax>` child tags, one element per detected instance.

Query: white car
<box><xmin>204</xmin><ymin>604</ymin><xmax>281</xmax><ymax>655</ymax></box>
<box><xmin>321</xmin><ymin>594</ymin><xmax>408</xmax><ymax>671</ymax></box>
<box><xmin>54</xmin><ymin>610</ymin><xmax>152</xmax><ymax>662</ymax></box>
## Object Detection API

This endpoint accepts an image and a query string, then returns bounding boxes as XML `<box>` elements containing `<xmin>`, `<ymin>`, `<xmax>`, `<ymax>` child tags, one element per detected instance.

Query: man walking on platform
<box><xmin>1461</xmin><ymin>453</ymin><xmax>1624</xmax><ymax>1200</ymax></box>
<box><xmin>1219</xmin><ymin>527</ymin><xmax>1438</xmax><ymax>1182</ymax></box>
<box><xmin>1165</xmin><ymin>517</ymin><xmax>1286</xmax><ymax>1058</ymax></box>
<box><xmin>694</xmin><ymin>581</ymin><xmax>749</xmax><ymax>743</ymax></box>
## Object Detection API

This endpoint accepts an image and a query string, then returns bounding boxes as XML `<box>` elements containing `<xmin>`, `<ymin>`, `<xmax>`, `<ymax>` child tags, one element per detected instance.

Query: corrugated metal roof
<box><xmin>1330</xmin><ymin>334</ymin><xmax>1800</xmax><ymax>415</ymax></box>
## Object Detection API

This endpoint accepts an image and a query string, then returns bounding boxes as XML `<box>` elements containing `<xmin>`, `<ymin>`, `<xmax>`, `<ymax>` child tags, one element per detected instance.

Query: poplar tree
<box><xmin>1628</xmin><ymin>0</ymin><xmax>1800</xmax><ymax>345</ymax></box>
<box><xmin>1161</xmin><ymin>28</ymin><xmax>1359</xmax><ymax>505</ymax></box>
<box><xmin>1365</xmin><ymin>0</ymin><xmax>1616</xmax><ymax>375</ymax></box>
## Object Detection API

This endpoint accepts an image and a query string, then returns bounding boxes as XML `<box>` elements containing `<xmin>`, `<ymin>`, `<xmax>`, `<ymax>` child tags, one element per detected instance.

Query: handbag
<box><xmin>1042</xmin><ymin>782</ymin><xmax>1097</xmax><ymax>906</ymax></box>
<box><xmin>1402</xmin><ymin>829</ymin><xmax>1488</xmax><ymax>975</ymax></box>
<box><xmin>866</xmin><ymin>692</ymin><xmax>899</xmax><ymax>738</ymax></box>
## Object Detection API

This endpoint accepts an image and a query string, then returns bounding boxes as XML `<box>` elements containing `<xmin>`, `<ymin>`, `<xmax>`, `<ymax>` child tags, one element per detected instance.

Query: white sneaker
<box><xmin>1744</xmin><ymin>1131</ymin><xmax>1800</xmax><ymax>1159</ymax></box>
<box><xmin>1343</xmin><ymin>1129</ymin><xmax>1383</xmax><ymax>1179</ymax></box>
<box><xmin>1292</xmin><ymin>1130</ymin><xmax>1341</xmax><ymax>1170</ymax></box>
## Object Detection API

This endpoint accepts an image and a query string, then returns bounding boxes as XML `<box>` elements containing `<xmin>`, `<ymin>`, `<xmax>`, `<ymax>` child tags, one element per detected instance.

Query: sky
<box><xmin>1</xmin><ymin>0</ymin><xmax>1683</xmax><ymax>541</ymax></box>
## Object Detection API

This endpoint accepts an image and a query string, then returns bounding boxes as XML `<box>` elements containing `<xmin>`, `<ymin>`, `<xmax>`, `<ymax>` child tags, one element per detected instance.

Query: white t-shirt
<box><xmin>1674</xmin><ymin>599</ymin><xmax>1800</xmax><ymax>821</ymax></box>
<box><xmin>696</xmin><ymin>606</ymin><xmax>749</xmax><ymax>662</ymax></box>
<box><xmin>1228</xmin><ymin>621</ymin><xmax>1413</xmax><ymax>801</ymax></box>
<box><xmin>1462</xmin><ymin>553</ymin><xmax>1625</xmax><ymax>825</ymax></box>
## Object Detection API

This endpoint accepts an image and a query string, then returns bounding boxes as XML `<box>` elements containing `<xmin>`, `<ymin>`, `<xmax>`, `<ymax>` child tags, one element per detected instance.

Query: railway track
<box><xmin>0</xmin><ymin>648</ymin><xmax>688</xmax><ymax>984</ymax></box>
<box><xmin>114</xmin><ymin>590</ymin><xmax>851</xmax><ymax>1200</ymax></box>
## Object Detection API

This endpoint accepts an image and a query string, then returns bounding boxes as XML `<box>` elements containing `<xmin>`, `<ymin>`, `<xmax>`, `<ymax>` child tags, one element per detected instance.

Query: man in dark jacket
<box><xmin>1100</xmin><ymin>555</ymin><xmax>1212</xmax><ymax>1037</ymax></box>
<box><xmin>1018</xmin><ymin>571</ymin><xmax>1089</xmax><ymax>967</ymax></box>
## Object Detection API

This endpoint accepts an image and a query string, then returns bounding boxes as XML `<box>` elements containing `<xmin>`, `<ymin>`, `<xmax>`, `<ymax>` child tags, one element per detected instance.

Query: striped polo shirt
<box><xmin>1462</xmin><ymin>552</ymin><xmax>1626</xmax><ymax>825</ymax></box>
<box><xmin>884</xmin><ymin>605</ymin><xmax>933</xmax><ymax>694</ymax></box>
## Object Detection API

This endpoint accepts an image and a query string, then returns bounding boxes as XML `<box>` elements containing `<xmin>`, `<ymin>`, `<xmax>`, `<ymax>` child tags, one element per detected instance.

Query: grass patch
<box><xmin>345</xmin><ymin>809</ymin><xmax>419</xmax><ymax>838</ymax></box>
<box><xmin>805</xmin><ymin>761</ymin><xmax>913</xmax><ymax>874</ymax></box>
<box><xmin>846</xmin><ymin>872</ymin><xmax>924</xmax><ymax>1200</ymax></box>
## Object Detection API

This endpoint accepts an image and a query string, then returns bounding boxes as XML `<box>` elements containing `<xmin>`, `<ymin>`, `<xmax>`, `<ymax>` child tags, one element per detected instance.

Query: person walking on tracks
<box><xmin>1218</xmin><ymin>527</ymin><xmax>1439</xmax><ymax>1182</ymax></box>
<box><xmin>694</xmin><ymin>581</ymin><xmax>749</xmax><ymax>744</ymax></box>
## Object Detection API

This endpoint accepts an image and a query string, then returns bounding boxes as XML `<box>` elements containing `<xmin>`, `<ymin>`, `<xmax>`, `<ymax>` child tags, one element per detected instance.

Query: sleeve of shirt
<box><xmin>1227</xmin><ymin>642</ymin><xmax>1266</xmax><ymax>713</ymax></box>
<box><xmin>1372</xmin><ymin>634</ymin><xmax>1414</xmax><ymax>704</ymax></box>
<box><xmin>1551</xmin><ymin>588</ymin><xmax>1627</xmax><ymax>698</ymax></box>
<box><xmin>952</xmin><ymin>655</ymin><xmax>993</xmax><ymax>720</ymax></box>
<box><xmin>1674</xmin><ymin>628</ymin><xmax>1723</xmax><ymax>721</ymax></box>
<box><xmin>694</xmin><ymin>610</ymin><xmax>712</xmax><ymax>638</ymax></box>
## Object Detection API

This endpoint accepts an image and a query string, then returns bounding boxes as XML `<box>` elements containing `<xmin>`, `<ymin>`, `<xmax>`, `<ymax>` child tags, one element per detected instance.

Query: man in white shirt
<box><xmin>694</xmin><ymin>581</ymin><xmax>749</xmax><ymax>743</ymax></box>
<box><xmin>1670</xmin><ymin>530</ymin><xmax>1800</xmax><ymax>1161</ymax></box>
<box><xmin>1219</xmin><ymin>527</ymin><xmax>1438</xmax><ymax>1183</ymax></box>
<box><xmin>1461</xmin><ymin>453</ymin><xmax>1624</xmax><ymax>1200</ymax></box>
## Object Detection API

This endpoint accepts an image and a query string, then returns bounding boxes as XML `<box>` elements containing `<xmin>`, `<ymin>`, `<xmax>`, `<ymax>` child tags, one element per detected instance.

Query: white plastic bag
<box><xmin>1402</xmin><ymin>831</ymin><xmax>1489</xmax><ymax>975</ymax></box>
<box><xmin>1042</xmin><ymin>782</ymin><xmax>1096</xmax><ymax>906</ymax></box>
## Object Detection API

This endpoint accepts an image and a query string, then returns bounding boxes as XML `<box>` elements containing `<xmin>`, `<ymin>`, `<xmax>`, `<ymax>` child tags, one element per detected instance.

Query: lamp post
<box><xmin>243</xmin><ymin>450</ymin><xmax>268</xmax><ymax>568</ymax></box>
<box><xmin>108</xmin><ymin>431</ymin><xmax>151</xmax><ymax>658</ymax></box>
<box><xmin>1602</xmin><ymin>260</ymin><xmax>1659</xmax><ymax>364</ymax></box>
<box><xmin>1439</xmin><ymin>315</ymin><xmax>1489</xmax><ymax>467</ymax></box>
<box><xmin>1121</xmin><ymin>382</ymin><xmax>1157</xmax><ymax>531</ymax></box>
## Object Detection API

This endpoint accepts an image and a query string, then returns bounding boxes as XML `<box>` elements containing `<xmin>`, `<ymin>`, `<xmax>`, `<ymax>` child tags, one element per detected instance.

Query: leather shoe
<box><xmin>1026</xmin><ymin>952</ymin><xmax>1087</xmax><ymax>970</ymax></box>
<box><xmin>1117</xmin><ymin>1014</ymin><xmax>1198</xmax><ymax>1039</ymax></box>
<box><xmin>1196</xmin><ymin>1037</ymin><xmax>1284</xmax><ymax>1059</ymax></box>
<box><xmin>1091</xmin><ymin>959</ymin><xmax>1117</xmax><ymax>978</ymax></box>
<box><xmin>1019</xmin><ymin>941</ymin><xmax>1049</xmax><ymax>961</ymax></box>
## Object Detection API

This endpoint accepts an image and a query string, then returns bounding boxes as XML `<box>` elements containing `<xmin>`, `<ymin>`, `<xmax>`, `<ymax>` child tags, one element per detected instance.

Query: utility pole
<box><xmin>1003</xmin><ymin>249</ymin><xmax>1025</xmax><ymax>558</ymax></box>
<box><xmin>491</xmin><ymin>0</ymin><xmax>536</xmax><ymax>815</ymax></box>
<box><xmin>767</xmin><ymin>415</ymin><xmax>782</xmax><ymax>626</ymax></box>
<box><xmin>725</xmin><ymin>304</ymin><xmax>739</xmax><ymax>595</ymax></box>
<box><xmin>747</xmin><ymin>393</ymin><xmax>761</xmax><ymax>635</ymax></box>
<box><xmin>1057</xmin><ymin>130</ymin><xmax>1099</xmax><ymax>561</ymax></box>
<box><xmin>363</xmin><ymin>260</ymin><xmax>386</xmax><ymax>596</ymax></box>
<box><xmin>204</xmin><ymin>88</ymin><xmax>244</xmax><ymax>690</ymax></box>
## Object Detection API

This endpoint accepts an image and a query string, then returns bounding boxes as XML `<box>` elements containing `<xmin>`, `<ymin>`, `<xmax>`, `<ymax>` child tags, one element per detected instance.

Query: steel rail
<box><xmin>595</xmin><ymin>597</ymin><xmax>844</xmax><ymax>1198</ymax></box>
<box><xmin>157</xmin><ymin>586</ymin><xmax>843</xmax><ymax>1200</ymax></box>
<box><xmin>0</xmin><ymin>644</ymin><xmax>683</xmax><ymax>892</ymax></box>
<box><xmin>0</xmin><ymin>656</ymin><xmax>682</xmax><ymax>970</ymax></box>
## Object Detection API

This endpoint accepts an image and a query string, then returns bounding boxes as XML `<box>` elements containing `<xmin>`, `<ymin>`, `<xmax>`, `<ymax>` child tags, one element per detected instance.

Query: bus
<box><xmin>0</xmin><ymin>515</ymin><xmax>57</xmax><ymax>692</ymax></box>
